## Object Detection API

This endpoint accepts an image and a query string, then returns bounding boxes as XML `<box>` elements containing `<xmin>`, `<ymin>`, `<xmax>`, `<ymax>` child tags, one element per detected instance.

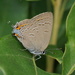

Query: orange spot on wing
<box><xmin>36</xmin><ymin>18</ymin><xmax>43</xmax><ymax>21</ymax></box>
<box><xmin>16</xmin><ymin>26</ymin><xmax>20</xmax><ymax>29</ymax></box>
<box><xmin>13</xmin><ymin>33</ymin><xmax>21</xmax><ymax>38</ymax></box>
<box><xmin>36</xmin><ymin>17</ymin><xmax>47</xmax><ymax>21</ymax></box>
<box><xmin>16</xmin><ymin>24</ymin><xmax>28</xmax><ymax>29</ymax></box>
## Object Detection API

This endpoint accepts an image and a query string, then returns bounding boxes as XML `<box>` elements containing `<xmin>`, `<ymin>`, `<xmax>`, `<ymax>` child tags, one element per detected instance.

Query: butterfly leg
<box><xmin>34</xmin><ymin>55</ymin><xmax>41</xmax><ymax>60</ymax></box>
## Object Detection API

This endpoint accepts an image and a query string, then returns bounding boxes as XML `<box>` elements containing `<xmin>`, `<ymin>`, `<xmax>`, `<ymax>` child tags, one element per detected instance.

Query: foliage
<box><xmin>0</xmin><ymin>0</ymin><xmax>75</xmax><ymax>75</ymax></box>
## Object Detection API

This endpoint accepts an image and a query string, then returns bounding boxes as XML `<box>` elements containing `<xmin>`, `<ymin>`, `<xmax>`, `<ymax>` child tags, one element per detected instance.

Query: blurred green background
<box><xmin>0</xmin><ymin>0</ymin><xmax>75</xmax><ymax>74</ymax></box>
<box><xmin>0</xmin><ymin>0</ymin><xmax>52</xmax><ymax>37</ymax></box>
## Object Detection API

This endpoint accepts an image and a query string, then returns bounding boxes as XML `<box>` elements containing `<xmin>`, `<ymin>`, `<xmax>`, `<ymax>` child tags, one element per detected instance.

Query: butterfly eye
<box><xmin>43</xmin><ymin>51</ymin><xmax>45</xmax><ymax>55</ymax></box>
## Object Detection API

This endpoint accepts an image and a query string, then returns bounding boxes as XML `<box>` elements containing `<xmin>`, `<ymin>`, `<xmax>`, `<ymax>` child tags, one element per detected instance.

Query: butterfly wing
<box><xmin>28</xmin><ymin>12</ymin><xmax>53</xmax><ymax>52</ymax></box>
<box><xmin>13</xmin><ymin>19</ymin><xmax>36</xmax><ymax>51</ymax></box>
<box><xmin>13</xmin><ymin>12</ymin><xmax>53</xmax><ymax>55</ymax></box>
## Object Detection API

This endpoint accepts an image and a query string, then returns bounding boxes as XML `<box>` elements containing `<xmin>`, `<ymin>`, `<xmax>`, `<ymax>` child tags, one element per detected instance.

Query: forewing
<box><xmin>21</xmin><ymin>12</ymin><xmax>53</xmax><ymax>51</ymax></box>
<box><xmin>15</xmin><ymin>12</ymin><xmax>53</xmax><ymax>52</ymax></box>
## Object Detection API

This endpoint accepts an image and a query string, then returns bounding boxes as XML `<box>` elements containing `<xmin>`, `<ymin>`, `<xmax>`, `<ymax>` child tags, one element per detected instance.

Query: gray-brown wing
<box><xmin>19</xmin><ymin>12</ymin><xmax>53</xmax><ymax>52</ymax></box>
<box><xmin>15</xmin><ymin>19</ymin><xmax>36</xmax><ymax>51</ymax></box>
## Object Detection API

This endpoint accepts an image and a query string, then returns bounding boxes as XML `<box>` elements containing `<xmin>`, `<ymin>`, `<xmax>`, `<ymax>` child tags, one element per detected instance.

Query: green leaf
<box><xmin>26</xmin><ymin>0</ymin><xmax>40</xmax><ymax>1</ymax></box>
<box><xmin>66</xmin><ymin>0</ymin><xmax>75</xmax><ymax>10</ymax></box>
<box><xmin>0</xmin><ymin>34</ymin><xmax>59</xmax><ymax>75</ymax></box>
<box><xmin>62</xmin><ymin>2</ymin><xmax>75</xmax><ymax>75</ymax></box>
<box><xmin>46</xmin><ymin>46</ymin><xmax>63</xmax><ymax>64</ymax></box>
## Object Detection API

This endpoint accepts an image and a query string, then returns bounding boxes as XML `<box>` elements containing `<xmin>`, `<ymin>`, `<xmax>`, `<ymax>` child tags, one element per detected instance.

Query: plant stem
<box><xmin>46</xmin><ymin>0</ymin><xmax>67</xmax><ymax>72</ymax></box>
<box><xmin>51</xmin><ymin>0</ymin><xmax>62</xmax><ymax>45</ymax></box>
